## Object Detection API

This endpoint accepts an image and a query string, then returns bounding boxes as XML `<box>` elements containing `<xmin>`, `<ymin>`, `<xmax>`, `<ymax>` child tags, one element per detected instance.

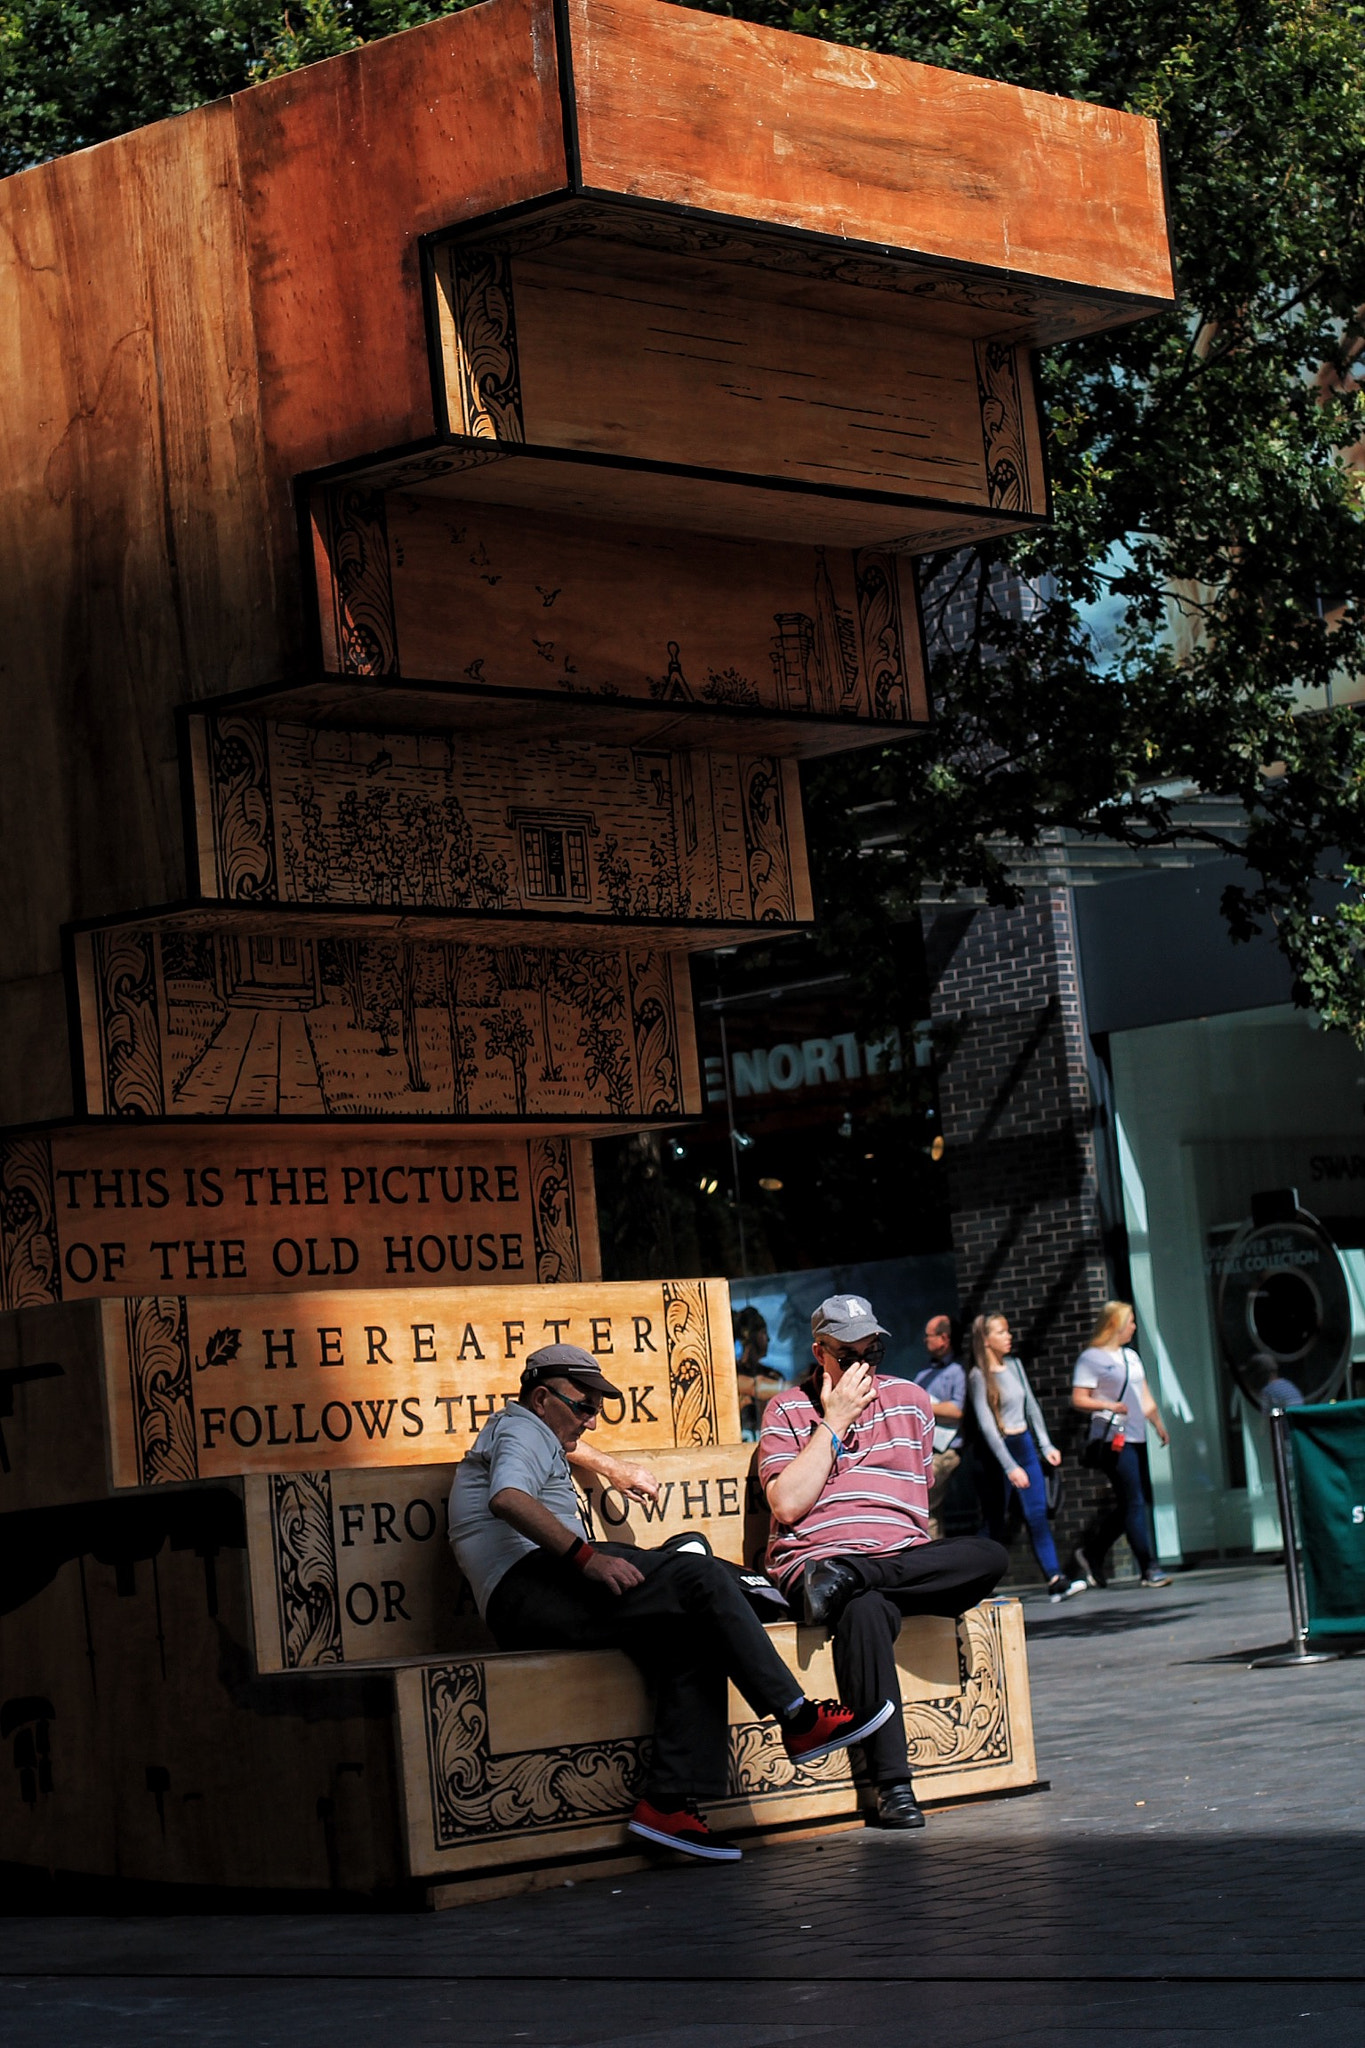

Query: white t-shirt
<box><xmin>1072</xmin><ymin>1345</ymin><xmax>1149</xmax><ymax>1443</ymax></box>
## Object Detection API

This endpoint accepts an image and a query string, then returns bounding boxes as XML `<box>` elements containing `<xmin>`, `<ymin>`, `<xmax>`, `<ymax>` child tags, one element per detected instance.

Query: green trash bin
<box><xmin>1284</xmin><ymin>1400</ymin><xmax>1365</xmax><ymax>1642</ymax></box>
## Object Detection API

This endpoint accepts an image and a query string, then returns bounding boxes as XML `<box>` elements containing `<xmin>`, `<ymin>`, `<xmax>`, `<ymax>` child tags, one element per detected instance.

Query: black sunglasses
<box><xmin>822</xmin><ymin>1337</ymin><xmax>885</xmax><ymax>1371</ymax></box>
<box><xmin>540</xmin><ymin>1382</ymin><xmax>603</xmax><ymax>1422</ymax></box>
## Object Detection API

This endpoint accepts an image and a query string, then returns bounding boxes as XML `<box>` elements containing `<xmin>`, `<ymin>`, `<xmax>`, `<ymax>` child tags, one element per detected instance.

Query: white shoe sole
<box><xmin>627</xmin><ymin>1818</ymin><xmax>743</xmax><ymax>1861</ymax></box>
<box><xmin>787</xmin><ymin>1696</ymin><xmax>897</xmax><ymax>1765</ymax></box>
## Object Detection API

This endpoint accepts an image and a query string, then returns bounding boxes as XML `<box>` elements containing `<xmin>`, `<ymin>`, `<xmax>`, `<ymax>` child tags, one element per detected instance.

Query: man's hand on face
<box><xmin>582</xmin><ymin>1551</ymin><xmax>645</xmax><ymax>1595</ymax></box>
<box><xmin>823</xmin><ymin>1359</ymin><xmax>877</xmax><ymax>1435</ymax></box>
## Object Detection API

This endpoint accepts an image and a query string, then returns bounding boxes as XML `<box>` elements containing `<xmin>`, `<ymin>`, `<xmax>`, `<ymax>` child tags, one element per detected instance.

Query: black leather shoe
<box><xmin>875</xmin><ymin>1783</ymin><xmax>927</xmax><ymax>1830</ymax></box>
<box><xmin>803</xmin><ymin>1557</ymin><xmax>864</xmax><ymax>1626</ymax></box>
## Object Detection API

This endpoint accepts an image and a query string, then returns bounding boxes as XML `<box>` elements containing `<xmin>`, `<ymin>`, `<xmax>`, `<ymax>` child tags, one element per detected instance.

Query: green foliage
<box><xmin>5</xmin><ymin>0</ymin><xmax>1365</xmax><ymax>1025</ymax></box>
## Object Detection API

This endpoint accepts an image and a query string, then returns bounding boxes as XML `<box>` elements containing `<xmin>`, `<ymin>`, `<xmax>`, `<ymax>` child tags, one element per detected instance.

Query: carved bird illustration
<box><xmin>536</xmin><ymin>585</ymin><xmax>562</xmax><ymax>607</ymax></box>
<box><xmin>464</xmin><ymin>659</ymin><xmax>486</xmax><ymax>681</ymax></box>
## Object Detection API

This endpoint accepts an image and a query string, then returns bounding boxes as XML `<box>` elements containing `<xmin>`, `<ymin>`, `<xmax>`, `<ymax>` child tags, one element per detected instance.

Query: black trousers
<box><xmin>485</xmin><ymin>1543</ymin><xmax>803</xmax><ymax>1805</ymax></box>
<box><xmin>817</xmin><ymin>1537</ymin><xmax>1010</xmax><ymax>1787</ymax></box>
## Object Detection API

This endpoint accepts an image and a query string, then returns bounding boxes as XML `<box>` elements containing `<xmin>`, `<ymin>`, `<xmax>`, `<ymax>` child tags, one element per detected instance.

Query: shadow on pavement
<box><xmin>1021</xmin><ymin>1600</ymin><xmax>1201</xmax><ymax>1639</ymax></box>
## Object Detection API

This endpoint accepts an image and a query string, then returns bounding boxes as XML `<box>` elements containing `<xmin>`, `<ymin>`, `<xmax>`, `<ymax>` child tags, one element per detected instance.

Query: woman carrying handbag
<box><xmin>1069</xmin><ymin>1301</ymin><xmax>1172</xmax><ymax>1589</ymax></box>
<box><xmin>968</xmin><ymin>1313</ymin><xmax>1087</xmax><ymax>1604</ymax></box>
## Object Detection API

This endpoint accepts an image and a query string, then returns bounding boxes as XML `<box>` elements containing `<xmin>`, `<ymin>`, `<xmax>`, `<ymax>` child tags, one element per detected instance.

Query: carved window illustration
<box><xmin>510</xmin><ymin>812</ymin><xmax>594</xmax><ymax>903</ymax></box>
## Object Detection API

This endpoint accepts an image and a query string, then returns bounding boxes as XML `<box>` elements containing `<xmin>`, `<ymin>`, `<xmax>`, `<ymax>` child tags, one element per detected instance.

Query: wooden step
<box><xmin>0</xmin><ymin>1125</ymin><xmax>598</xmax><ymax>1310</ymax></box>
<box><xmin>181</xmin><ymin>710</ymin><xmax>812</xmax><ymax>946</ymax></box>
<box><xmin>301</xmin><ymin>485</ymin><xmax>928</xmax><ymax>743</ymax></box>
<box><xmin>394</xmin><ymin>1600</ymin><xmax>1037</xmax><ymax>1889</ymax></box>
<box><xmin>243</xmin><ymin>1443</ymin><xmax>770</xmax><ymax>1671</ymax></box>
<box><xmin>69</xmin><ymin>923</ymin><xmax>699</xmax><ymax>1125</ymax></box>
<box><xmin>1</xmin><ymin>1279</ymin><xmax>740</xmax><ymax>1509</ymax></box>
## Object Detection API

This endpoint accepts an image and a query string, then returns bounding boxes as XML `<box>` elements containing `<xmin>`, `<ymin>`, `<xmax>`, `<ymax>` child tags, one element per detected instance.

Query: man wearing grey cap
<box><xmin>450</xmin><ymin>1341</ymin><xmax>890</xmax><ymax>1864</ymax></box>
<box><xmin>760</xmin><ymin>1296</ymin><xmax>1009</xmax><ymax>1831</ymax></box>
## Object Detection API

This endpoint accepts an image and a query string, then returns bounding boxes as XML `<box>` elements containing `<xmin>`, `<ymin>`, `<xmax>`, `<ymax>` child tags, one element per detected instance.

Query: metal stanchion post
<box><xmin>1250</xmin><ymin>1407</ymin><xmax>1339</xmax><ymax>1669</ymax></box>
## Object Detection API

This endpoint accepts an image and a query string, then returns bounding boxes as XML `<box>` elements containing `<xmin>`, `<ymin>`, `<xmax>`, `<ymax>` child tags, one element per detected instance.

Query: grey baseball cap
<box><xmin>520</xmin><ymin>1342</ymin><xmax>622</xmax><ymax>1401</ymax></box>
<box><xmin>811</xmin><ymin>1294</ymin><xmax>890</xmax><ymax>1345</ymax></box>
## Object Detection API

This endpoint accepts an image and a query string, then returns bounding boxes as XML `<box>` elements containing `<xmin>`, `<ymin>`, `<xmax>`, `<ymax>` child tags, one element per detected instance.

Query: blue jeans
<box><xmin>1083</xmin><ymin>1441</ymin><xmax>1155</xmax><ymax>1576</ymax></box>
<box><xmin>979</xmin><ymin>1430</ymin><xmax>1061</xmax><ymax>1581</ymax></box>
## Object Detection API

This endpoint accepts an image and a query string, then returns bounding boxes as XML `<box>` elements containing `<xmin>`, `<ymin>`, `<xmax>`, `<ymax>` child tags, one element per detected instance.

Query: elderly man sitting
<box><xmin>450</xmin><ymin>1342</ymin><xmax>893</xmax><ymax>1864</ymax></box>
<box><xmin>759</xmin><ymin>1295</ymin><xmax>1009</xmax><ymax>1831</ymax></box>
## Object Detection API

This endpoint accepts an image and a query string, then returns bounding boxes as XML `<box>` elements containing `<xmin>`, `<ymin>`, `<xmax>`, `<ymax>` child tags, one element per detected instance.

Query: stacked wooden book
<box><xmin>0</xmin><ymin>0</ymin><xmax>1173</xmax><ymax>1900</ymax></box>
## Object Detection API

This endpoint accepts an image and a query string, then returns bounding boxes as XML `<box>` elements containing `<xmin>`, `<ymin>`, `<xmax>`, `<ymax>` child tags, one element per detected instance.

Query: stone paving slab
<box><xmin>3</xmin><ymin>1567</ymin><xmax>1363</xmax><ymax>2043</ymax></box>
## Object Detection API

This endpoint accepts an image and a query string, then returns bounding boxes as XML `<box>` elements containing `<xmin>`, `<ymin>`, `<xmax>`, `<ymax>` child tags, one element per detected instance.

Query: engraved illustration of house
<box><xmin>506</xmin><ymin>810</ymin><xmax>597</xmax><ymax>903</ymax></box>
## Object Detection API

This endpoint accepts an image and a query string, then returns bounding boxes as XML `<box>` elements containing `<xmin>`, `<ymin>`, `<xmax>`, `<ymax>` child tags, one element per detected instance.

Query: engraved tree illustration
<box><xmin>442</xmin><ymin>944</ymin><xmax>477</xmax><ymax>1114</ymax></box>
<box><xmin>552</xmin><ymin>953</ymin><xmax>633</xmax><ymax>1114</ymax></box>
<box><xmin>483</xmin><ymin>1005</ymin><xmax>533</xmax><ymax>1115</ymax></box>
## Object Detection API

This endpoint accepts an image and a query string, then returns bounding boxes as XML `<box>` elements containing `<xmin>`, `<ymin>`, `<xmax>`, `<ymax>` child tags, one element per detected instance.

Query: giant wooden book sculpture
<box><xmin>0</xmin><ymin>0</ymin><xmax>1173</xmax><ymax>1900</ymax></box>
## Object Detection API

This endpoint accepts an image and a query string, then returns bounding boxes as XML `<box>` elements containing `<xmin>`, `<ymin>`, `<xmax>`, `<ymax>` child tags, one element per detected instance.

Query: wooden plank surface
<box><xmin>0</xmin><ymin>1302</ymin><xmax>113</xmax><ymax>1514</ymax></box>
<box><xmin>320</xmin><ymin>439</ymin><xmax>1042</xmax><ymax>556</ymax></box>
<box><xmin>72</xmin><ymin>927</ymin><xmax>700</xmax><ymax>1123</ymax></box>
<box><xmin>232</xmin><ymin>0</ymin><xmax>566</xmax><ymax>481</ymax></box>
<box><xmin>242</xmin><ymin>1444</ymin><xmax>768</xmax><ymax>1671</ymax></box>
<box><xmin>395</xmin><ymin>1599</ymin><xmax>1033</xmax><ymax>1880</ymax></box>
<box><xmin>188</xmin><ymin>713</ymin><xmax>813</xmax><ymax>934</ymax></box>
<box><xmin>311</xmin><ymin>488</ymin><xmax>928</xmax><ymax>722</ymax></box>
<box><xmin>504</xmin><ymin>252</ymin><xmax>996</xmax><ymax>502</ymax></box>
<box><xmin>0</xmin><ymin>1498</ymin><xmax>405</xmax><ymax>1890</ymax></box>
<box><xmin>98</xmin><ymin>1277</ymin><xmax>739</xmax><ymax>1489</ymax></box>
<box><xmin>568</xmin><ymin>0</ymin><xmax>1174</xmax><ymax>305</ymax></box>
<box><xmin>0</xmin><ymin>1128</ymin><xmax>598</xmax><ymax>1309</ymax></box>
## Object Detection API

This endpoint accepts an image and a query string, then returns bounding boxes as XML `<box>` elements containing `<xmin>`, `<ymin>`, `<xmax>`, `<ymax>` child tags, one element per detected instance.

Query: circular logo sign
<box><xmin>1214</xmin><ymin>1211</ymin><xmax>1351</xmax><ymax>1406</ymax></box>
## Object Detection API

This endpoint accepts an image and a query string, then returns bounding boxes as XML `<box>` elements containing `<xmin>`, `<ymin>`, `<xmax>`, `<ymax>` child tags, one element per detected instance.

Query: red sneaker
<box><xmin>783</xmin><ymin>1697</ymin><xmax>897</xmax><ymax>1765</ymax></box>
<box><xmin>627</xmin><ymin>1798</ymin><xmax>743</xmax><ymax>1862</ymax></box>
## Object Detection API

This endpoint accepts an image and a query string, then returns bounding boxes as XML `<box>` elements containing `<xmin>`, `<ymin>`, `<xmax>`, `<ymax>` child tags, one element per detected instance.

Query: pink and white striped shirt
<box><xmin>758</xmin><ymin>1374</ymin><xmax>935</xmax><ymax>1589</ymax></box>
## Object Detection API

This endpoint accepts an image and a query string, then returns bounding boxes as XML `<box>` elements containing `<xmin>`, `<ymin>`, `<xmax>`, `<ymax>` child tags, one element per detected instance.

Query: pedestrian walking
<box><xmin>914</xmin><ymin>1314</ymin><xmax>966</xmax><ymax>1540</ymax></box>
<box><xmin>969</xmin><ymin>1312</ymin><xmax>1086</xmax><ymax>1603</ymax></box>
<box><xmin>1069</xmin><ymin>1301</ymin><xmax>1172</xmax><ymax>1590</ymax></box>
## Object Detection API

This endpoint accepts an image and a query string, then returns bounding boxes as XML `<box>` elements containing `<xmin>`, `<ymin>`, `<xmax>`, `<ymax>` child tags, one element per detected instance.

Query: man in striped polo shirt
<box><xmin>759</xmin><ymin>1295</ymin><xmax>1009</xmax><ymax>1829</ymax></box>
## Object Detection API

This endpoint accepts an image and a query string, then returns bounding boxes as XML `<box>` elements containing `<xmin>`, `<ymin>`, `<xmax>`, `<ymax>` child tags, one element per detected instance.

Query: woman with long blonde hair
<box><xmin>968</xmin><ymin>1313</ymin><xmax>1086</xmax><ymax>1603</ymax></box>
<box><xmin>1069</xmin><ymin>1301</ymin><xmax>1171</xmax><ymax>1589</ymax></box>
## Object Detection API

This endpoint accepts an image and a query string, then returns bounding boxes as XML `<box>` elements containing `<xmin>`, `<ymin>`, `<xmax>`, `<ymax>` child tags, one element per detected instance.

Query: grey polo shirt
<box><xmin>449</xmin><ymin>1401</ymin><xmax>588</xmax><ymax>1616</ymax></box>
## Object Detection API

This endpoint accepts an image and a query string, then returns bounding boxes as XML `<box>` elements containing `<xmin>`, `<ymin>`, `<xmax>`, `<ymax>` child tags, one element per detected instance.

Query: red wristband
<box><xmin>564</xmin><ymin>1537</ymin><xmax>595</xmax><ymax>1571</ymax></box>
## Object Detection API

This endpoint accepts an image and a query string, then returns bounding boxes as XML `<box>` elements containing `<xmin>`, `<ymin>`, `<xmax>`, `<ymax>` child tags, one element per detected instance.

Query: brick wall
<box><xmin>926</xmin><ymin>890</ymin><xmax>1114</xmax><ymax>1573</ymax></box>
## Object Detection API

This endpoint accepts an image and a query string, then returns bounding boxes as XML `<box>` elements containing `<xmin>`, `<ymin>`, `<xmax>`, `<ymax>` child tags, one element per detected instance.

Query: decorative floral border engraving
<box><xmin>94</xmin><ymin>928</ymin><xmax>165</xmax><ymax>1118</ymax></box>
<box><xmin>740</xmin><ymin>758</ymin><xmax>794</xmax><ymax>924</ymax></box>
<box><xmin>423</xmin><ymin>1662</ymin><xmax>642</xmax><ymax>1849</ymax></box>
<box><xmin>975</xmin><ymin>340</ymin><xmax>1032</xmax><ymax>513</ymax></box>
<box><xmin>529</xmin><ymin>1138</ymin><xmax>580</xmax><ymax>1284</ymax></box>
<box><xmin>125</xmin><ymin>1294</ymin><xmax>198</xmax><ymax>1487</ymax></box>
<box><xmin>854</xmin><ymin>554</ymin><xmax>911</xmax><ymax>722</ymax></box>
<box><xmin>662</xmin><ymin>1279</ymin><xmax>719</xmax><ymax>1448</ymax></box>
<box><xmin>0</xmin><ymin>1136</ymin><xmax>60</xmax><ymax>1310</ymax></box>
<box><xmin>207</xmin><ymin>715</ymin><xmax>275</xmax><ymax>901</ymax></box>
<box><xmin>269</xmin><ymin>1471</ymin><xmax>344</xmax><ymax>1668</ymax></box>
<box><xmin>437</xmin><ymin>247</ymin><xmax>525</xmax><ymax>443</ymax></box>
<box><xmin>320</xmin><ymin>486</ymin><xmax>400</xmax><ymax>677</ymax></box>
<box><xmin>415</xmin><ymin>1604</ymin><xmax>1018</xmax><ymax>1856</ymax></box>
<box><xmin>626</xmin><ymin>953</ymin><xmax>682</xmax><ymax>1118</ymax></box>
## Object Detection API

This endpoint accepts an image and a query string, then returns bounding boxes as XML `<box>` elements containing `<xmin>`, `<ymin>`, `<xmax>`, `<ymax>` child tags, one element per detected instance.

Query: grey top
<box><xmin>969</xmin><ymin>1358</ymin><xmax>1056</xmax><ymax>1473</ymax></box>
<box><xmin>449</xmin><ymin>1402</ymin><xmax>587</xmax><ymax>1616</ymax></box>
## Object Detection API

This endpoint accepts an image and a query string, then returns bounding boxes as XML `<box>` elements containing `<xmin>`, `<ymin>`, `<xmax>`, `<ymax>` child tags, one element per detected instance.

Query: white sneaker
<box><xmin>1048</xmin><ymin>1575</ymin><xmax>1088</xmax><ymax>1603</ymax></box>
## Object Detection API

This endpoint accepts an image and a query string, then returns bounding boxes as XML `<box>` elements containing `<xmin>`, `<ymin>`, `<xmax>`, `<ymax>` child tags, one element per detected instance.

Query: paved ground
<box><xmin>4</xmin><ymin>1566</ymin><xmax>1364</xmax><ymax>2044</ymax></box>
